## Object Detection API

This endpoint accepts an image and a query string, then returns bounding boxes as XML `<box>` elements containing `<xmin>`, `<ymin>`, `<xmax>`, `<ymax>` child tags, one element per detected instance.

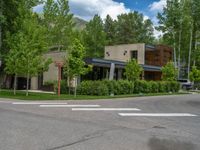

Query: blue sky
<box><xmin>114</xmin><ymin>0</ymin><xmax>155</xmax><ymax>11</ymax></box>
<box><xmin>34</xmin><ymin>0</ymin><xmax>166</xmax><ymax>36</ymax></box>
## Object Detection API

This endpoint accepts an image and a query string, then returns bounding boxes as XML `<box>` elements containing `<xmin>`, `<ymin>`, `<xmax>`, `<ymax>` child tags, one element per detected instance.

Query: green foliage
<box><xmin>103</xmin><ymin>80</ymin><xmax>134</xmax><ymax>95</ymax></box>
<box><xmin>161</xmin><ymin>62</ymin><xmax>178</xmax><ymax>81</ymax></box>
<box><xmin>43</xmin><ymin>80</ymin><xmax>55</xmax><ymax>86</ymax></box>
<box><xmin>104</xmin><ymin>15</ymin><xmax>116</xmax><ymax>45</ymax></box>
<box><xmin>189</xmin><ymin>66</ymin><xmax>200</xmax><ymax>82</ymax></box>
<box><xmin>4</xmin><ymin>32</ymin><xmax>24</xmax><ymax>76</ymax></box>
<box><xmin>77</xmin><ymin>80</ymin><xmax>180</xmax><ymax>96</ymax></box>
<box><xmin>54</xmin><ymin>80</ymin><xmax>69</xmax><ymax>94</ymax></box>
<box><xmin>64</xmin><ymin>39</ymin><xmax>91</xmax><ymax>78</ymax></box>
<box><xmin>43</xmin><ymin>0</ymin><xmax>74</xmax><ymax>50</ymax></box>
<box><xmin>124</xmin><ymin>59</ymin><xmax>143</xmax><ymax>81</ymax></box>
<box><xmin>1</xmin><ymin>0</ymin><xmax>42</xmax><ymax>59</ymax></box>
<box><xmin>82</xmin><ymin>15</ymin><xmax>106</xmax><ymax>58</ymax></box>
<box><xmin>109</xmin><ymin>11</ymin><xmax>154</xmax><ymax>45</ymax></box>
<box><xmin>5</xmin><ymin>9</ymin><xmax>52</xmax><ymax>96</ymax></box>
<box><xmin>64</xmin><ymin>39</ymin><xmax>91</xmax><ymax>97</ymax></box>
<box><xmin>157</xmin><ymin>0</ymin><xmax>200</xmax><ymax>70</ymax></box>
<box><xmin>77</xmin><ymin>81</ymin><xmax>109</xmax><ymax>96</ymax></box>
<box><xmin>134</xmin><ymin>80</ymin><xmax>151</xmax><ymax>93</ymax></box>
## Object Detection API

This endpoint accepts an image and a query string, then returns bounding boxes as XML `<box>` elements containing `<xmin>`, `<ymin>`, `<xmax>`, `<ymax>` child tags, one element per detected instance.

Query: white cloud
<box><xmin>144</xmin><ymin>15</ymin><xmax>149</xmax><ymax>21</ymax></box>
<box><xmin>154</xmin><ymin>28</ymin><xmax>163</xmax><ymax>38</ymax></box>
<box><xmin>69</xmin><ymin>0</ymin><xmax>130</xmax><ymax>20</ymax></box>
<box><xmin>148</xmin><ymin>0</ymin><xmax>167</xmax><ymax>38</ymax></box>
<box><xmin>33</xmin><ymin>4</ymin><xmax>44</xmax><ymax>13</ymax></box>
<box><xmin>149</xmin><ymin>0</ymin><xmax>166</xmax><ymax>12</ymax></box>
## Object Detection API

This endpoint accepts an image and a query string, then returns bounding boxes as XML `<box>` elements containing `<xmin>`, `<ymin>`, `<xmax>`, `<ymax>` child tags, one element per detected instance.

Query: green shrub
<box><xmin>102</xmin><ymin>80</ymin><xmax>134</xmax><ymax>95</ymax></box>
<box><xmin>118</xmin><ymin>80</ymin><xmax>134</xmax><ymax>94</ymax></box>
<box><xmin>150</xmin><ymin>81</ymin><xmax>159</xmax><ymax>93</ymax></box>
<box><xmin>168</xmin><ymin>81</ymin><xmax>180</xmax><ymax>92</ymax></box>
<box><xmin>77</xmin><ymin>81</ymin><xmax>109</xmax><ymax>96</ymax></box>
<box><xmin>134</xmin><ymin>80</ymin><xmax>152</xmax><ymax>93</ymax></box>
<box><xmin>158</xmin><ymin>82</ymin><xmax>166</xmax><ymax>93</ymax></box>
<box><xmin>54</xmin><ymin>80</ymin><xmax>69</xmax><ymax>94</ymax></box>
<box><xmin>44</xmin><ymin>80</ymin><xmax>55</xmax><ymax>86</ymax></box>
<box><xmin>74</xmin><ymin>80</ymin><xmax>180</xmax><ymax>96</ymax></box>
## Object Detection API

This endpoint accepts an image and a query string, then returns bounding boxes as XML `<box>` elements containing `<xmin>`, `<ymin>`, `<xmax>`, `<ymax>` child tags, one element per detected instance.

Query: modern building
<box><xmin>1</xmin><ymin>43</ymin><xmax>172</xmax><ymax>90</ymax></box>
<box><xmin>82</xmin><ymin>43</ymin><xmax>172</xmax><ymax>81</ymax></box>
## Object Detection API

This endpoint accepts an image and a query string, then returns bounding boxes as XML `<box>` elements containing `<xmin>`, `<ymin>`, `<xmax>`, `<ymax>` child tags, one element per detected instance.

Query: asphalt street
<box><xmin>0</xmin><ymin>94</ymin><xmax>200</xmax><ymax>150</ymax></box>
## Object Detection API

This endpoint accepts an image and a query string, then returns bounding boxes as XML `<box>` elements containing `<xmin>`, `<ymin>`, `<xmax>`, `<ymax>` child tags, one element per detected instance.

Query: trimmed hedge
<box><xmin>77</xmin><ymin>80</ymin><xmax>180</xmax><ymax>96</ymax></box>
<box><xmin>54</xmin><ymin>80</ymin><xmax>69</xmax><ymax>94</ymax></box>
<box><xmin>77</xmin><ymin>80</ymin><xmax>109</xmax><ymax>96</ymax></box>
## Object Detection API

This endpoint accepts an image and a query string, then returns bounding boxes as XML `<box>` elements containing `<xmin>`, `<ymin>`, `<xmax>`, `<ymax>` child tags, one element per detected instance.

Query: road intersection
<box><xmin>0</xmin><ymin>94</ymin><xmax>200</xmax><ymax>150</ymax></box>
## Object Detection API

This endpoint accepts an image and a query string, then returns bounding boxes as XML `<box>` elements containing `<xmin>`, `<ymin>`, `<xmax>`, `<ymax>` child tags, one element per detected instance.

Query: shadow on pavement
<box><xmin>148</xmin><ymin>137</ymin><xmax>197</xmax><ymax>150</ymax></box>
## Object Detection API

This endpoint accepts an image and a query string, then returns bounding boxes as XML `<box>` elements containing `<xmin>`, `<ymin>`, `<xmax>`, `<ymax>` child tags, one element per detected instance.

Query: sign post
<box><xmin>55</xmin><ymin>61</ymin><xmax>64</xmax><ymax>96</ymax></box>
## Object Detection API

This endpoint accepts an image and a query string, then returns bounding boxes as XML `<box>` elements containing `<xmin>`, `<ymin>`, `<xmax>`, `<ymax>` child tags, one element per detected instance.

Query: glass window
<box><xmin>131</xmin><ymin>50</ymin><xmax>138</xmax><ymax>60</ymax></box>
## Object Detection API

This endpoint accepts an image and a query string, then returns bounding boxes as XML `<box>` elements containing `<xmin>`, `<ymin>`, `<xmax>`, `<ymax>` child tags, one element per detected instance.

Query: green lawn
<box><xmin>0</xmin><ymin>89</ymin><xmax>189</xmax><ymax>100</ymax></box>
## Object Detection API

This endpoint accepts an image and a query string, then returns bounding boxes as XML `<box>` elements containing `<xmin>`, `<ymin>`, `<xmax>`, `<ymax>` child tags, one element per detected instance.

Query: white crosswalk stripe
<box><xmin>12</xmin><ymin>102</ymin><xmax>68</xmax><ymax>105</ymax></box>
<box><xmin>39</xmin><ymin>104</ymin><xmax>101</xmax><ymax>108</ymax></box>
<box><xmin>72</xmin><ymin>108</ymin><xmax>141</xmax><ymax>111</ymax></box>
<box><xmin>118</xmin><ymin>113</ymin><xmax>198</xmax><ymax>117</ymax></box>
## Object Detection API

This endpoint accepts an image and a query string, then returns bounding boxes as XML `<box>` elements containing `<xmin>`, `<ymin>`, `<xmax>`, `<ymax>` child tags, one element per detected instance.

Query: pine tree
<box><xmin>115</xmin><ymin>12</ymin><xmax>154</xmax><ymax>44</ymax></box>
<box><xmin>104</xmin><ymin>15</ymin><xmax>116</xmax><ymax>45</ymax></box>
<box><xmin>83</xmin><ymin>15</ymin><xmax>106</xmax><ymax>58</ymax></box>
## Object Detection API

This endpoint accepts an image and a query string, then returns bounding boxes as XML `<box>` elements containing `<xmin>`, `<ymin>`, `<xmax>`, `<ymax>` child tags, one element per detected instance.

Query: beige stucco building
<box><xmin>1</xmin><ymin>43</ymin><xmax>172</xmax><ymax>90</ymax></box>
<box><xmin>105</xmin><ymin>43</ymin><xmax>145</xmax><ymax>64</ymax></box>
<box><xmin>31</xmin><ymin>51</ymin><xmax>66</xmax><ymax>90</ymax></box>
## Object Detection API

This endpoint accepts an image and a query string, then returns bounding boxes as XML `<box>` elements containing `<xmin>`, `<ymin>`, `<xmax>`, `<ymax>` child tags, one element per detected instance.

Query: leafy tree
<box><xmin>104</xmin><ymin>15</ymin><xmax>116</xmax><ymax>45</ymax></box>
<box><xmin>4</xmin><ymin>33</ymin><xmax>24</xmax><ymax>95</ymax></box>
<box><xmin>0</xmin><ymin>0</ymin><xmax>43</xmax><ymax>88</ymax></box>
<box><xmin>64</xmin><ymin>39</ymin><xmax>91</xmax><ymax>97</ymax></box>
<box><xmin>43</xmin><ymin>0</ymin><xmax>74</xmax><ymax>51</ymax></box>
<box><xmin>20</xmin><ymin>15</ymin><xmax>52</xmax><ymax>96</ymax></box>
<box><xmin>5</xmin><ymin>10</ymin><xmax>52</xmax><ymax>96</ymax></box>
<box><xmin>115</xmin><ymin>12</ymin><xmax>154</xmax><ymax>44</ymax></box>
<box><xmin>83</xmin><ymin>15</ymin><xmax>106</xmax><ymax>58</ymax></box>
<box><xmin>1</xmin><ymin>0</ymin><xmax>43</xmax><ymax>55</ymax></box>
<box><xmin>124</xmin><ymin>59</ymin><xmax>143</xmax><ymax>81</ymax></box>
<box><xmin>189</xmin><ymin>66</ymin><xmax>200</xmax><ymax>82</ymax></box>
<box><xmin>157</xmin><ymin>0</ymin><xmax>200</xmax><ymax>77</ymax></box>
<box><xmin>161</xmin><ymin>62</ymin><xmax>178</xmax><ymax>81</ymax></box>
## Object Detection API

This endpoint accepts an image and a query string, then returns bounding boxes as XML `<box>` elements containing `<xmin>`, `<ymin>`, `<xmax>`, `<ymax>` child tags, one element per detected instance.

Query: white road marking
<box><xmin>118</xmin><ymin>113</ymin><xmax>198</xmax><ymax>117</ymax></box>
<box><xmin>0</xmin><ymin>101</ymin><xmax>12</xmax><ymax>104</ymax></box>
<box><xmin>39</xmin><ymin>105</ymin><xmax>100</xmax><ymax>108</ymax></box>
<box><xmin>12</xmin><ymin>102</ymin><xmax>68</xmax><ymax>105</ymax></box>
<box><xmin>72</xmin><ymin>108</ymin><xmax>141</xmax><ymax>111</ymax></box>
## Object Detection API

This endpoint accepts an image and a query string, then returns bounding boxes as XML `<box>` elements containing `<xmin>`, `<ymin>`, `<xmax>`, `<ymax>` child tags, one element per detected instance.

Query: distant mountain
<box><xmin>73</xmin><ymin>17</ymin><xmax>87</xmax><ymax>30</ymax></box>
<box><xmin>37</xmin><ymin>13</ymin><xmax>87</xmax><ymax>30</ymax></box>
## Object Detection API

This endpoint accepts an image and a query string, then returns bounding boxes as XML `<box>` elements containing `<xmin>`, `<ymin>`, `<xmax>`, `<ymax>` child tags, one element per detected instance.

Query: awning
<box><xmin>85</xmin><ymin>58</ymin><xmax>161</xmax><ymax>72</ymax></box>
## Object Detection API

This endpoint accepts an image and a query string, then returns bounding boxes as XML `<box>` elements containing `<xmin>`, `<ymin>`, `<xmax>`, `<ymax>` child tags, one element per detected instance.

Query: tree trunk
<box><xmin>26</xmin><ymin>73</ymin><xmax>29</xmax><ymax>96</ymax></box>
<box><xmin>187</xmin><ymin>28</ymin><xmax>193</xmax><ymax>80</ymax></box>
<box><xmin>68</xmin><ymin>76</ymin><xmax>70</xmax><ymax>95</ymax></box>
<box><xmin>13</xmin><ymin>74</ymin><xmax>17</xmax><ymax>95</ymax></box>
<box><xmin>173</xmin><ymin>31</ymin><xmax>177</xmax><ymax>68</ymax></box>
<box><xmin>74</xmin><ymin>77</ymin><xmax>77</xmax><ymax>98</ymax></box>
<box><xmin>178</xmin><ymin>25</ymin><xmax>182</xmax><ymax>79</ymax></box>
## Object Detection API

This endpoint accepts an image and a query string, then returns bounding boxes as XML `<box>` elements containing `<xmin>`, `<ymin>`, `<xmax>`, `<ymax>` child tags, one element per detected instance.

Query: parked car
<box><xmin>178</xmin><ymin>79</ymin><xmax>193</xmax><ymax>90</ymax></box>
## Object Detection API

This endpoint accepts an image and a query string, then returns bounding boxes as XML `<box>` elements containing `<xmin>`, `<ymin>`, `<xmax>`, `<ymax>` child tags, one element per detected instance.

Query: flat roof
<box><xmin>85</xmin><ymin>58</ymin><xmax>161</xmax><ymax>72</ymax></box>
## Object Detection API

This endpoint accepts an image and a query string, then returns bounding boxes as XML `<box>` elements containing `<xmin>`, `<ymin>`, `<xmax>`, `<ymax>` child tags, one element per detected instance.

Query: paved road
<box><xmin>0</xmin><ymin>94</ymin><xmax>200</xmax><ymax>150</ymax></box>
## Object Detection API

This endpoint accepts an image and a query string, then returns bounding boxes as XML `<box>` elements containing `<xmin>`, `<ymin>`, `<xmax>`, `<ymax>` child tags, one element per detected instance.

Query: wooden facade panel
<box><xmin>145</xmin><ymin>45</ymin><xmax>172</xmax><ymax>67</ymax></box>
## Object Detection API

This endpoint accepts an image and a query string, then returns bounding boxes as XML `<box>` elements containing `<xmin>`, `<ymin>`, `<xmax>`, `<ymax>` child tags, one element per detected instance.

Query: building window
<box><xmin>131</xmin><ymin>50</ymin><xmax>138</xmax><ymax>60</ymax></box>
